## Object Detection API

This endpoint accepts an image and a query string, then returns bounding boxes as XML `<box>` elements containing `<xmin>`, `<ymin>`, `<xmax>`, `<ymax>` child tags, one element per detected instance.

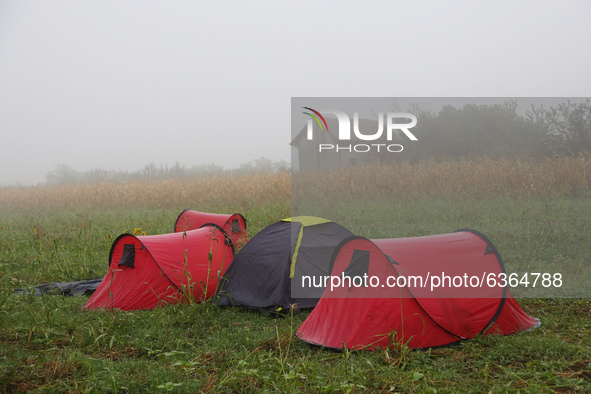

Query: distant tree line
<box><xmin>44</xmin><ymin>158</ymin><xmax>290</xmax><ymax>185</ymax></box>
<box><xmin>527</xmin><ymin>99</ymin><xmax>591</xmax><ymax>154</ymax></box>
<box><xmin>44</xmin><ymin>99</ymin><xmax>591</xmax><ymax>184</ymax></box>
<box><xmin>381</xmin><ymin>99</ymin><xmax>591</xmax><ymax>163</ymax></box>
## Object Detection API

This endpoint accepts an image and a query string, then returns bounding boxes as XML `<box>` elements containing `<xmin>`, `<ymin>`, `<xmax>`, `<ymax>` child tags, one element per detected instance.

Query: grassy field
<box><xmin>1</xmin><ymin>157</ymin><xmax>590</xmax><ymax>392</ymax></box>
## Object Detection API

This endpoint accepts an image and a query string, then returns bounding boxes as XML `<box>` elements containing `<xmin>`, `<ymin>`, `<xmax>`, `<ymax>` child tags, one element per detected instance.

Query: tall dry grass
<box><xmin>1</xmin><ymin>154</ymin><xmax>589</xmax><ymax>212</ymax></box>
<box><xmin>0</xmin><ymin>172</ymin><xmax>291</xmax><ymax>211</ymax></box>
<box><xmin>293</xmin><ymin>153</ymin><xmax>591</xmax><ymax>201</ymax></box>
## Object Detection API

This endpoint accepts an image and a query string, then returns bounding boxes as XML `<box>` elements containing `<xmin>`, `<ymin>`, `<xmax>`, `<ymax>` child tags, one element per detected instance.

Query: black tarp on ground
<box><xmin>15</xmin><ymin>278</ymin><xmax>103</xmax><ymax>296</ymax></box>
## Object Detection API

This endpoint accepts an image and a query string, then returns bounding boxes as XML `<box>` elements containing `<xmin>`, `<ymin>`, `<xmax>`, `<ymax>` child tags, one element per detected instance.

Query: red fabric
<box><xmin>485</xmin><ymin>293</ymin><xmax>539</xmax><ymax>335</ymax></box>
<box><xmin>297</xmin><ymin>238</ymin><xmax>459</xmax><ymax>349</ymax></box>
<box><xmin>174</xmin><ymin>210</ymin><xmax>248</xmax><ymax>247</ymax></box>
<box><xmin>84</xmin><ymin>226</ymin><xmax>234</xmax><ymax>311</ymax></box>
<box><xmin>297</xmin><ymin>232</ymin><xmax>538</xmax><ymax>350</ymax></box>
<box><xmin>373</xmin><ymin>233</ymin><xmax>504</xmax><ymax>339</ymax></box>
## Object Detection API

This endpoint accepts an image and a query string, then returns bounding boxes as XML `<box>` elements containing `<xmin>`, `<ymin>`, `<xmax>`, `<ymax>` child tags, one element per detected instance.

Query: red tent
<box><xmin>84</xmin><ymin>226</ymin><xmax>234</xmax><ymax>311</ymax></box>
<box><xmin>174</xmin><ymin>209</ymin><xmax>248</xmax><ymax>247</ymax></box>
<box><xmin>297</xmin><ymin>230</ymin><xmax>539</xmax><ymax>349</ymax></box>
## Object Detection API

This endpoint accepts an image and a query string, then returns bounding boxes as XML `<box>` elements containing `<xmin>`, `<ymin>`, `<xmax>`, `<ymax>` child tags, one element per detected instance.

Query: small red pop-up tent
<box><xmin>174</xmin><ymin>209</ymin><xmax>248</xmax><ymax>247</ymax></box>
<box><xmin>297</xmin><ymin>229</ymin><xmax>540</xmax><ymax>349</ymax></box>
<box><xmin>84</xmin><ymin>226</ymin><xmax>234</xmax><ymax>311</ymax></box>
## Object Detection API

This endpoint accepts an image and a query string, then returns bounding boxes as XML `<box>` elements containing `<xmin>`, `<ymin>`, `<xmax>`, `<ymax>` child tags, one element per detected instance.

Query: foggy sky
<box><xmin>1</xmin><ymin>1</ymin><xmax>590</xmax><ymax>185</ymax></box>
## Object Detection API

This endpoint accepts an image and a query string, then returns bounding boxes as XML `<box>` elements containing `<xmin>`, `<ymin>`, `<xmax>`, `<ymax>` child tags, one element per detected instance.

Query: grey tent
<box><xmin>215</xmin><ymin>216</ymin><xmax>355</xmax><ymax>310</ymax></box>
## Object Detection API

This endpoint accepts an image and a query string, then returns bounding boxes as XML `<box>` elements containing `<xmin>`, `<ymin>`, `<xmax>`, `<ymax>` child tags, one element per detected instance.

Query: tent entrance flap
<box><xmin>118</xmin><ymin>244</ymin><xmax>135</xmax><ymax>269</ymax></box>
<box><xmin>344</xmin><ymin>250</ymin><xmax>370</xmax><ymax>279</ymax></box>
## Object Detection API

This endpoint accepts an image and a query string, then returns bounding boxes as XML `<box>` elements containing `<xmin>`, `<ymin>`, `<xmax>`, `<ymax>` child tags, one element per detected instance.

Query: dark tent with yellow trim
<box><xmin>215</xmin><ymin>216</ymin><xmax>355</xmax><ymax>310</ymax></box>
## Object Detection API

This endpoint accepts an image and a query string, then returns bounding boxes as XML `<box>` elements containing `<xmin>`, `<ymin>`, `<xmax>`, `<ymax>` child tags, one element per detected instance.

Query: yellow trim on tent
<box><xmin>282</xmin><ymin>216</ymin><xmax>332</xmax><ymax>278</ymax></box>
<box><xmin>290</xmin><ymin>225</ymin><xmax>305</xmax><ymax>278</ymax></box>
<box><xmin>282</xmin><ymin>216</ymin><xmax>331</xmax><ymax>227</ymax></box>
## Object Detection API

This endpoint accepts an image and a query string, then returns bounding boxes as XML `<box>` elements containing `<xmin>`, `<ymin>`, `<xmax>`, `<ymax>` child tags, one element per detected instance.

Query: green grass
<box><xmin>1</xmin><ymin>194</ymin><xmax>590</xmax><ymax>392</ymax></box>
<box><xmin>296</xmin><ymin>195</ymin><xmax>591</xmax><ymax>298</ymax></box>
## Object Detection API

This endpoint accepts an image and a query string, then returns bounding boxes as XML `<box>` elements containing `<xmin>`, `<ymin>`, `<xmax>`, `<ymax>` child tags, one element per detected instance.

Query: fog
<box><xmin>1</xmin><ymin>1</ymin><xmax>590</xmax><ymax>185</ymax></box>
